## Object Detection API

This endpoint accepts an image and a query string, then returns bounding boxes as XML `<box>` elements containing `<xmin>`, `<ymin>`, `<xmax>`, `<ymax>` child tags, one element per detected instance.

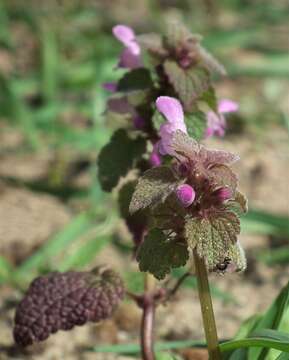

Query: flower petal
<box><xmin>218</xmin><ymin>99</ymin><xmax>239</xmax><ymax>114</ymax></box>
<box><xmin>156</xmin><ymin>96</ymin><xmax>184</xmax><ymax>125</ymax></box>
<box><xmin>102</xmin><ymin>82</ymin><xmax>117</xmax><ymax>92</ymax></box>
<box><xmin>112</xmin><ymin>25</ymin><xmax>140</xmax><ymax>55</ymax></box>
<box><xmin>118</xmin><ymin>48</ymin><xmax>142</xmax><ymax>69</ymax></box>
<box><xmin>113</xmin><ymin>25</ymin><xmax>135</xmax><ymax>46</ymax></box>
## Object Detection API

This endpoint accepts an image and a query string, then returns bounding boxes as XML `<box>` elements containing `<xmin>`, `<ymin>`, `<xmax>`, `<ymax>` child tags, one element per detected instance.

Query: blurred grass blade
<box><xmin>248</xmin><ymin>281</ymin><xmax>289</xmax><ymax>359</ymax></box>
<box><xmin>258</xmin><ymin>246</ymin><xmax>289</xmax><ymax>265</ymax></box>
<box><xmin>172</xmin><ymin>268</ymin><xmax>236</xmax><ymax>304</ymax></box>
<box><xmin>90</xmin><ymin>340</ymin><xmax>204</xmax><ymax>354</ymax></box>
<box><xmin>0</xmin><ymin>256</ymin><xmax>13</xmax><ymax>284</ymax></box>
<box><xmin>241</xmin><ymin>209</ymin><xmax>289</xmax><ymax>237</ymax></box>
<box><xmin>58</xmin><ymin>235</ymin><xmax>110</xmax><ymax>271</ymax></box>
<box><xmin>0</xmin><ymin>76</ymin><xmax>41</xmax><ymax>150</ymax></box>
<box><xmin>14</xmin><ymin>212</ymin><xmax>97</xmax><ymax>278</ymax></box>
<box><xmin>40</xmin><ymin>21</ymin><xmax>59</xmax><ymax>102</ymax></box>
<box><xmin>276</xmin><ymin>352</ymin><xmax>289</xmax><ymax>360</ymax></box>
<box><xmin>220</xmin><ymin>329</ymin><xmax>289</xmax><ymax>354</ymax></box>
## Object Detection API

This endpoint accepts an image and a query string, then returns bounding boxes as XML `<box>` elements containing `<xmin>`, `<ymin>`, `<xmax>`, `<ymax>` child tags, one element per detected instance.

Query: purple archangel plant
<box><xmin>13</xmin><ymin>19</ymin><xmax>247</xmax><ymax>360</ymax></box>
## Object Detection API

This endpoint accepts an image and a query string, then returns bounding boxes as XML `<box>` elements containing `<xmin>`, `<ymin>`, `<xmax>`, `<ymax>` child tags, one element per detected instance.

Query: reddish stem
<box><xmin>141</xmin><ymin>294</ymin><xmax>155</xmax><ymax>360</ymax></box>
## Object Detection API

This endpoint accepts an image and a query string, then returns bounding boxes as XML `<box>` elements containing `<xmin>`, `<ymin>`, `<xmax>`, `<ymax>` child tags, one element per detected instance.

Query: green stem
<box><xmin>193</xmin><ymin>250</ymin><xmax>222</xmax><ymax>360</ymax></box>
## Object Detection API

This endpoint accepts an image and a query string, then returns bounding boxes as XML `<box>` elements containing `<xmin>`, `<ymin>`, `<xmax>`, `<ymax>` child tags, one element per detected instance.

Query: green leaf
<box><xmin>209</xmin><ymin>164</ymin><xmax>238</xmax><ymax>194</ymax></box>
<box><xmin>0</xmin><ymin>256</ymin><xmax>13</xmax><ymax>284</ymax></box>
<box><xmin>137</xmin><ymin>33</ymin><xmax>167</xmax><ymax>58</ymax></box>
<box><xmin>58</xmin><ymin>235</ymin><xmax>110</xmax><ymax>271</ymax></box>
<box><xmin>185</xmin><ymin>111</ymin><xmax>207</xmax><ymax>141</ymax></box>
<box><xmin>98</xmin><ymin>129</ymin><xmax>146</xmax><ymax>192</ymax></box>
<box><xmin>118</xmin><ymin>181</ymin><xmax>137</xmax><ymax>219</ymax></box>
<box><xmin>172</xmin><ymin>268</ymin><xmax>237</xmax><ymax>304</ymax></box>
<box><xmin>200</xmin><ymin>86</ymin><xmax>218</xmax><ymax>111</ymax></box>
<box><xmin>152</xmin><ymin>110</ymin><xmax>165</xmax><ymax>132</ymax></box>
<box><xmin>90</xmin><ymin>339</ymin><xmax>204</xmax><ymax>354</ymax></box>
<box><xmin>185</xmin><ymin>211</ymin><xmax>240</xmax><ymax>270</ymax></box>
<box><xmin>164</xmin><ymin>60</ymin><xmax>210</xmax><ymax>111</ymax></box>
<box><xmin>276</xmin><ymin>352</ymin><xmax>289</xmax><ymax>360</ymax></box>
<box><xmin>117</xmin><ymin>68</ymin><xmax>154</xmax><ymax>92</ymax></box>
<box><xmin>137</xmin><ymin>229</ymin><xmax>189</xmax><ymax>280</ymax></box>
<box><xmin>248</xmin><ymin>281</ymin><xmax>289</xmax><ymax>359</ymax></box>
<box><xmin>227</xmin><ymin>191</ymin><xmax>248</xmax><ymax>216</ymax></box>
<box><xmin>163</xmin><ymin>18</ymin><xmax>198</xmax><ymax>50</ymax></box>
<box><xmin>220</xmin><ymin>329</ymin><xmax>289</xmax><ymax>354</ymax></box>
<box><xmin>198</xmin><ymin>45</ymin><xmax>226</xmax><ymax>76</ymax></box>
<box><xmin>129</xmin><ymin>166</ymin><xmax>178</xmax><ymax>214</ymax></box>
<box><xmin>156</xmin><ymin>352</ymin><xmax>182</xmax><ymax>360</ymax></box>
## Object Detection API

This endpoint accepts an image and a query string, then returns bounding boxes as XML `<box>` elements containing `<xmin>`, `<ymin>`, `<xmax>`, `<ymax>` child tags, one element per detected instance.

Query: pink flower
<box><xmin>133</xmin><ymin>115</ymin><xmax>146</xmax><ymax>130</ymax></box>
<box><xmin>213</xmin><ymin>187</ymin><xmax>233</xmax><ymax>203</ymax></box>
<box><xmin>112</xmin><ymin>25</ymin><xmax>142</xmax><ymax>69</ymax></box>
<box><xmin>176</xmin><ymin>184</ymin><xmax>196</xmax><ymax>207</ymax></box>
<box><xmin>102</xmin><ymin>82</ymin><xmax>117</xmax><ymax>92</ymax></box>
<box><xmin>149</xmin><ymin>143</ymin><xmax>162</xmax><ymax>167</ymax></box>
<box><xmin>156</xmin><ymin>96</ymin><xmax>187</xmax><ymax>155</ymax></box>
<box><xmin>206</xmin><ymin>99</ymin><xmax>239</xmax><ymax>138</ymax></box>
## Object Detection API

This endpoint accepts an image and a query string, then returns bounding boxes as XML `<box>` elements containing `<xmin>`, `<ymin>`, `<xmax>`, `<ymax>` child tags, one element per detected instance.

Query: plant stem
<box><xmin>193</xmin><ymin>250</ymin><xmax>222</xmax><ymax>360</ymax></box>
<box><xmin>141</xmin><ymin>273</ymin><xmax>156</xmax><ymax>360</ymax></box>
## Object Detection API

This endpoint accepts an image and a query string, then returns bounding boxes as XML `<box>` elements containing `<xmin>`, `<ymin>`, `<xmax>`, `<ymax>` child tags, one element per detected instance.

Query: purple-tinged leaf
<box><xmin>164</xmin><ymin>60</ymin><xmax>210</xmax><ymax>111</ymax></box>
<box><xmin>129</xmin><ymin>166</ymin><xmax>178</xmax><ymax>214</ymax></box>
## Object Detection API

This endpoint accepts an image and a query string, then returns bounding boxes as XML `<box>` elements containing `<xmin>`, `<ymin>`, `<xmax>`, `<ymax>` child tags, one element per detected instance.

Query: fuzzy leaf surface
<box><xmin>129</xmin><ymin>166</ymin><xmax>178</xmax><ymax>214</ymax></box>
<box><xmin>226</xmin><ymin>191</ymin><xmax>248</xmax><ymax>216</ymax></box>
<box><xmin>209</xmin><ymin>164</ymin><xmax>238</xmax><ymax>193</ymax></box>
<box><xmin>13</xmin><ymin>267</ymin><xmax>124</xmax><ymax>347</ymax></box>
<box><xmin>137</xmin><ymin>229</ymin><xmax>189</xmax><ymax>279</ymax></box>
<box><xmin>186</xmin><ymin>111</ymin><xmax>207</xmax><ymax>141</ymax></box>
<box><xmin>118</xmin><ymin>181</ymin><xmax>147</xmax><ymax>246</ymax></box>
<box><xmin>200</xmin><ymin>86</ymin><xmax>218</xmax><ymax>111</ymax></box>
<box><xmin>164</xmin><ymin>60</ymin><xmax>210</xmax><ymax>111</ymax></box>
<box><xmin>98</xmin><ymin>129</ymin><xmax>146</xmax><ymax>192</ymax></box>
<box><xmin>185</xmin><ymin>211</ymin><xmax>240</xmax><ymax>269</ymax></box>
<box><xmin>117</xmin><ymin>68</ymin><xmax>153</xmax><ymax>92</ymax></box>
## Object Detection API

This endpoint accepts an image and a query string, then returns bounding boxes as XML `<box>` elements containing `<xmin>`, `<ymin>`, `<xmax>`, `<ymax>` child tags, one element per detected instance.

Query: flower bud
<box><xmin>176</xmin><ymin>184</ymin><xmax>195</xmax><ymax>207</ymax></box>
<box><xmin>133</xmin><ymin>115</ymin><xmax>145</xmax><ymax>129</ymax></box>
<box><xmin>214</xmin><ymin>187</ymin><xmax>232</xmax><ymax>202</ymax></box>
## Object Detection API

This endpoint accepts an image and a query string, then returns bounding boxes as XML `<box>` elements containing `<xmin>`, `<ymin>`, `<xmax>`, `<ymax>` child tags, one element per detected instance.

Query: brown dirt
<box><xmin>0</xmin><ymin>124</ymin><xmax>288</xmax><ymax>359</ymax></box>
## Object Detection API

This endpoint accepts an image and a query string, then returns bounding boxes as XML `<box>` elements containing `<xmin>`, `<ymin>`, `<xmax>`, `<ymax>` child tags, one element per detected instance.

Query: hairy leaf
<box><xmin>164</xmin><ymin>60</ymin><xmax>210</xmax><ymax>111</ymax></box>
<box><xmin>129</xmin><ymin>166</ymin><xmax>178</xmax><ymax>214</ymax></box>
<box><xmin>117</xmin><ymin>68</ymin><xmax>153</xmax><ymax>92</ymax></box>
<box><xmin>209</xmin><ymin>164</ymin><xmax>238</xmax><ymax>193</ymax></box>
<box><xmin>185</xmin><ymin>111</ymin><xmax>207</xmax><ymax>141</ymax></box>
<box><xmin>118</xmin><ymin>181</ymin><xmax>148</xmax><ymax>246</ymax></box>
<box><xmin>150</xmin><ymin>193</ymin><xmax>186</xmax><ymax>231</ymax></box>
<box><xmin>164</xmin><ymin>18</ymin><xmax>200</xmax><ymax>50</ymax></box>
<box><xmin>185</xmin><ymin>211</ymin><xmax>240</xmax><ymax>269</ymax></box>
<box><xmin>152</xmin><ymin>110</ymin><xmax>165</xmax><ymax>132</ymax></box>
<box><xmin>200</xmin><ymin>86</ymin><xmax>218</xmax><ymax>111</ymax></box>
<box><xmin>170</xmin><ymin>130</ymin><xmax>239</xmax><ymax>169</ymax></box>
<box><xmin>137</xmin><ymin>229</ymin><xmax>189</xmax><ymax>279</ymax></box>
<box><xmin>137</xmin><ymin>33</ymin><xmax>167</xmax><ymax>58</ymax></box>
<box><xmin>227</xmin><ymin>191</ymin><xmax>249</xmax><ymax>216</ymax></box>
<box><xmin>13</xmin><ymin>267</ymin><xmax>124</xmax><ymax>347</ymax></box>
<box><xmin>98</xmin><ymin>129</ymin><xmax>146</xmax><ymax>192</ymax></box>
<box><xmin>198</xmin><ymin>45</ymin><xmax>226</xmax><ymax>76</ymax></box>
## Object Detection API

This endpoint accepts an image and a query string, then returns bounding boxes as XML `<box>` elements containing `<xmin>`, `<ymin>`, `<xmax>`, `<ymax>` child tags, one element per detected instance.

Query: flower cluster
<box><xmin>129</xmin><ymin>97</ymin><xmax>247</xmax><ymax>276</ymax></box>
<box><xmin>98</xmin><ymin>20</ymin><xmax>246</xmax><ymax>273</ymax></box>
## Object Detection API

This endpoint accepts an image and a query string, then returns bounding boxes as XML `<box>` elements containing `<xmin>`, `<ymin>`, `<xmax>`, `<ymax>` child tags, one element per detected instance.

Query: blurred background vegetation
<box><xmin>0</xmin><ymin>0</ymin><xmax>288</xmax><ymax>358</ymax></box>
